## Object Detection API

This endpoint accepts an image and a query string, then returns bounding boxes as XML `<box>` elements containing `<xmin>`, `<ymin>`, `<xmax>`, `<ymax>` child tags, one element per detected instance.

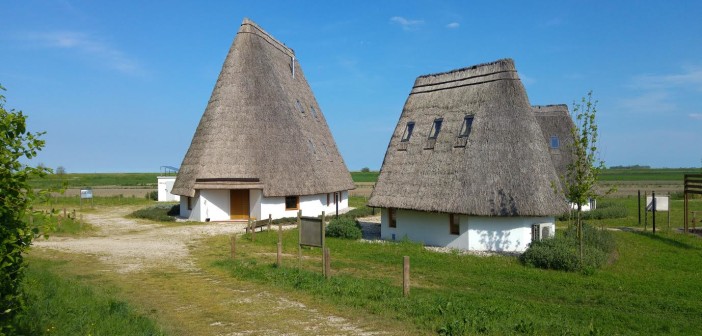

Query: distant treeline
<box><xmin>608</xmin><ymin>165</ymin><xmax>651</xmax><ymax>169</ymax></box>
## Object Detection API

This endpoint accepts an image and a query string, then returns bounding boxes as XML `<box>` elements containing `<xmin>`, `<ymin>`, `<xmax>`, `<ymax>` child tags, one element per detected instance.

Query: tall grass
<box><xmin>16</xmin><ymin>259</ymin><xmax>164</xmax><ymax>335</ymax></box>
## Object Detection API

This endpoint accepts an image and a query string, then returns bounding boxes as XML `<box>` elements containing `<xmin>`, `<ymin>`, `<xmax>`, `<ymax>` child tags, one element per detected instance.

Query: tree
<box><xmin>563</xmin><ymin>91</ymin><xmax>606</xmax><ymax>265</ymax></box>
<box><xmin>56</xmin><ymin>166</ymin><xmax>66</xmax><ymax>175</ymax></box>
<box><xmin>360</xmin><ymin>167</ymin><xmax>370</xmax><ymax>173</ymax></box>
<box><xmin>0</xmin><ymin>84</ymin><xmax>50</xmax><ymax>334</ymax></box>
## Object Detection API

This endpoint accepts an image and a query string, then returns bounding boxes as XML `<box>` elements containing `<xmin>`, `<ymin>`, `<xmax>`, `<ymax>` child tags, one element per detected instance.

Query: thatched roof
<box><xmin>172</xmin><ymin>18</ymin><xmax>354</xmax><ymax>197</ymax></box>
<box><xmin>368</xmin><ymin>59</ymin><xmax>568</xmax><ymax>216</ymax></box>
<box><xmin>532</xmin><ymin>104</ymin><xmax>576</xmax><ymax>182</ymax></box>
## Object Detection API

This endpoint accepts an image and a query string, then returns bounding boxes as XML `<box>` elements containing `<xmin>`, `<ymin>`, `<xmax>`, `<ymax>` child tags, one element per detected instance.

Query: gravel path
<box><xmin>33</xmin><ymin>206</ymin><xmax>391</xmax><ymax>335</ymax></box>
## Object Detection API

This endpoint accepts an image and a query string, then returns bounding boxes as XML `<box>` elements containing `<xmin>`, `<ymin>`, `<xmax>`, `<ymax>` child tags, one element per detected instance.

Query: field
<box><xmin>17</xmin><ymin>168</ymin><xmax>702</xmax><ymax>335</ymax></box>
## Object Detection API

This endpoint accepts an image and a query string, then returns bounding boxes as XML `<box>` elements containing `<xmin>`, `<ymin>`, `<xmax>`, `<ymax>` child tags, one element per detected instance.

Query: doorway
<box><xmin>230</xmin><ymin>189</ymin><xmax>249</xmax><ymax>220</ymax></box>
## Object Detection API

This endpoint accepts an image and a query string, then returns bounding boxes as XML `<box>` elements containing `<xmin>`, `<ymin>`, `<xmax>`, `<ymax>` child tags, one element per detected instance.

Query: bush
<box><xmin>128</xmin><ymin>205</ymin><xmax>177</xmax><ymax>222</ymax></box>
<box><xmin>360</xmin><ymin>167</ymin><xmax>370</xmax><ymax>173</ymax></box>
<box><xmin>557</xmin><ymin>202</ymin><xmax>628</xmax><ymax>221</ymax></box>
<box><xmin>145</xmin><ymin>191</ymin><xmax>158</xmax><ymax>201</ymax></box>
<box><xmin>326</xmin><ymin>217</ymin><xmax>362</xmax><ymax>240</ymax></box>
<box><xmin>521</xmin><ymin>223</ymin><xmax>615</xmax><ymax>272</ymax></box>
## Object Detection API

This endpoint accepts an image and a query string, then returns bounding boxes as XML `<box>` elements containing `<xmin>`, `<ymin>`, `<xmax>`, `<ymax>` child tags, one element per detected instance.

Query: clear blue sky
<box><xmin>1</xmin><ymin>1</ymin><xmax>701</xmax><ymax>172</ymax></box>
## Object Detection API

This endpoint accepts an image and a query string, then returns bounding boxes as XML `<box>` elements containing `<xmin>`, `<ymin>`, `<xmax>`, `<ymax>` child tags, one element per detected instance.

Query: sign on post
<box><xmin>646</xmin><ymin>196</ymin><xmax>668</xmax><ymax>211</ymax></box>
<box><xmin>80</xmin><ymin>188</ymin><xmax>94</xmax><ymax>208</ymax></box>
<box><xmin>300</xmin><ymin>216</ymin><xmax>324</xmax><ymax>247</ymax></box>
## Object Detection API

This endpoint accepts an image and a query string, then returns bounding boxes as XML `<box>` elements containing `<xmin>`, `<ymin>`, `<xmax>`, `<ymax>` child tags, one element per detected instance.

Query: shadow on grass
<box><xmin>631</xmin><ymin>231</ymin><xmax>699</xmax><ymax>250</ymax></box>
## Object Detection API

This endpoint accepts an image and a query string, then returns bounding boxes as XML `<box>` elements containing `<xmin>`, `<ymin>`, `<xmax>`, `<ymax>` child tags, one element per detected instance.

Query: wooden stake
<box><xmin>63</xmin><ymin>208</ymin><xmax>66</xmax><ymax>218</ymax></box>
<box><xmin>403</xmin><ymin>256</ymin><xmax>410</xmax><ymax>297</ymax></box>
<box><xmin>324</xmin><ymin>247</ymin><xmax>330</xmax><ymax>279</ymax></box>
<box><xmin>277</xmin><ymin>242</ymin><xmax>282</xmax><ymax>267</ymax></box>
<box><xmin>268</xmin><ymin>213</ymin><xmax>272</xmax><ymax>231</ymax></box>
<box><xmin>278</xmin><ymin>223</ymin><xmax>282</xmax><ymax>244</ymax></box>
<box><xmin>249</xmin><ymin>218</ymin><xmax>255</xmax><ymax>242</ymax></box>
<box><xmin>297</xmin><ymin>210</ymin><xmax>302</xmax><ymax>268</ymax></box>
<box><xmin>235</xmin><ymin>235</ymin><xmax>241</xmax><ymax>259</ymax></box>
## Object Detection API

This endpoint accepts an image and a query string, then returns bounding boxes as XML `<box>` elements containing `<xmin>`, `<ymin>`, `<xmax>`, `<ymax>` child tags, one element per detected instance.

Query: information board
<box><xmin>80</xmin><ymin>189</ymin><xmax>93</xmax><ymax>199</ymax></box>
<box><xmin>646</xmin><ymin>196</ymin><xmax>669</xmax><ymax>211</ymax></box>
<box><xmin>300</xmin><ymin>216</ymin><xmax>323</xmax><ymax>247</ymax></box>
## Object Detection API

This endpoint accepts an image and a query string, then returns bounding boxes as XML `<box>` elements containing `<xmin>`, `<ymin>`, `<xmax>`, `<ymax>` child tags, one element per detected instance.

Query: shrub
<box><xmin>360</xmin><ymin>167</ymin><xmax>370</xmax><ymax>173</ymax></box>
<box><xmin>326</xmin><ymin>217</ymin><xmax>362</xmax><ymax>239</ymax></box>
<box><xmin>145</xmin><ymin>191</ymin><xmax>158</xmax><ymax>201</ymax></box>
<box><xmin>128</xmin><ymin>205</ymin><xmax>177</xmax><ymax>222</ymax></box>
<box><xmin>557</xmin><ymin>203</ymin><xmax>628</xmax><ymax>221</ymax></box>
<box><xmin>521</xmin><ymin>223</ymin><xmax>615</xmax><ymax>272</ymax></box>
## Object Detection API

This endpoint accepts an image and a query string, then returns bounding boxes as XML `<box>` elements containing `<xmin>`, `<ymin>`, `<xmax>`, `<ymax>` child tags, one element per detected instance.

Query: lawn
<box><xmin>200</xmin><ymin>197</ymin><xmax>702</xmax><ymax>335</ymax></box>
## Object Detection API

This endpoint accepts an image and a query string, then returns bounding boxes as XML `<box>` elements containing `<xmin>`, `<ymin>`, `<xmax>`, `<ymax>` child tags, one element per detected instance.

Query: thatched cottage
<box><xmin>368</xmin><ymin>59</ymin><xmax>569</xmax><ymax>252</ymax></box>
<box><xmin>172</xmin><ymin>18</ymin><xmax>354</xmax><ymax>222</ymax></box>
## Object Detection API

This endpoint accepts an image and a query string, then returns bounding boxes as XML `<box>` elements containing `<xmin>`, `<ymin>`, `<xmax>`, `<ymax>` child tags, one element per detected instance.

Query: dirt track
<box><xmin>33</xmin><ymin>207</ymin><xmax>390</xmax><ymax>335</ymax></box>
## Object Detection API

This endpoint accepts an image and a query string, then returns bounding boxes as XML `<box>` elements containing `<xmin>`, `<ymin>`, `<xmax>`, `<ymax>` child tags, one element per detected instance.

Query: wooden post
<box><xmin>297</xmin><ymin>210</ymin><xmax>302</xmax><ymax>268</ymax></box>
<box><xmin>668</xmin><ymin>193</ymin><xmax>671</xmax><ymax>231</ymax></box>
<box><xmin>324</xmin><ymin>247</ymin><xmax>330</xmax><ymax>279</ymax></box>
<box><xmin>235</xmin><ymin>235</ymin><xmax>241</xmax><ymax>259</ymax></box>
<box><xmin>652</xmin><ymin>191</ymin><xmax>656</xmax><ymax>234</ymax></box>
<box><xmin>268</xmin><ymin>213</ymin><xmax>272</xmax><ymax>231</ymax></box>
<box><xmin>63</xmin><ymin>208</ymin><xmax>66</xmax><ymax>218</ymax></box>
<box><xmin>278</xmin><ymin>223</ymin><xmax>282</xmax><ymax>244</ymax></box>
<box><xmin>637</xmin><ymin>190</ymin><xmax>641</xmax><ymax>226</ymax></box>
<box><xmin>694</xmin><ymin>211</ymin><xmax>698</xmax><ymax>233</ymax></box>
<box><xmin>403</xmin><ymin>256</ymin><xmax>410</xmax><ymax>297</ymax></box>
<box><xmin>249</xmin><ymin>218</ymin><xmax>255</xmax><ymax>242</ymax></box>
<box><xmin>684</xmin><ymin>192</ymin><xmax>689</xmax><ymax>233</ymax></box>
<box><xmin>277</xmin><ymin>242</ymin><xmax>282</xmax><ymax>267</ymax></box>
<box><xmin>72</xmin><ymin>209</ymin><xmax>76</xmax><ymax>220</ymax></box>
<box><xmin>321</xmin><ymin>211</ymin><xmax>326</xmax><ymax>275</ymax></box>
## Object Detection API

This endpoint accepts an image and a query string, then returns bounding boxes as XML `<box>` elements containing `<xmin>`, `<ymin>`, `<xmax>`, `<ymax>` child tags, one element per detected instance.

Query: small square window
<box><xmin>459</xmin><ymin>115</ymin><xmax>474</xmax><ymax>138</ymax></box>
<box><xmin>428</xmin><ymin>118</ymin><xmax>443</xmax><ymax>139</ymax></box>
<box><xmin>388</xmin><ymin>208</ymin><xmax>397</xmax><ymax>228</ymax></box>
<box><xmin>401</xmin><ymin>122</ymin><xmax>415</xmax><ymax>142</ymax></box>
<box><xmin>285</xmin><ymin>196</ymin><xmax>299</xmax><ymax>210</ymax></box>
<box><xmin>550</xmin><ymin>135</ymin><xmax>560</xmax><ymax>149</ymax></box>
<box><xmin>449</xmin><ymin>214</ymin><xmax>459</xmax><ymax>235</ymax></box>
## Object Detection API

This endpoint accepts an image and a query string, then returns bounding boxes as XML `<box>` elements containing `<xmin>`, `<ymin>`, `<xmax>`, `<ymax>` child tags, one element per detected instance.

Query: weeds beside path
<box><xmin>31</xmin><ymin>206</ymin><xmax>393</xmax><ymax>335</ymax></box>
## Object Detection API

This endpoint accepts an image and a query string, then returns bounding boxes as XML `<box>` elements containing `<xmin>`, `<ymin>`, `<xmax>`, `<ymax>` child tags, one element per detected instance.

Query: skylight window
<box><xmin>310</xmin><ymin>106</ymin><xmax>318</xmax><ymax>118</ymax></box>
<box><xmin>459</xmin><ymin>115</ymin><xmax>474</xmax><ymax>138</ymax></box>
<box><xmin>296</xmin><ymin>100</ymin><xmax>305</xmax><ymax>113</ymax></box>
<box><xmin>550</xmin><ymin>135</ymin><xmax>560</xmax><ymax>149</ymax></box>
<box><xmin>401</xmin><ymin>122</ymin><xmax>415</xmax><ymax>142</ymax></box>
<box><xmin>428</xmin><ymin>118</ymin><xmax>443</xmax><ymax>139</ymax></box>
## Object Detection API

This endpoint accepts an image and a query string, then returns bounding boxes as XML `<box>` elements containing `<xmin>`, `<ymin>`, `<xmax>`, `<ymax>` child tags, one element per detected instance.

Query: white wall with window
<box><xmin>379</xmin><ymin>208</ymin><xmax>554</xmax><ymax>252</ymax></box>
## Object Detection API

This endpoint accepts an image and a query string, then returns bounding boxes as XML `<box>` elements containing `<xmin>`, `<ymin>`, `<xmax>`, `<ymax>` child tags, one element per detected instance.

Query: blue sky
<box><xmin>1</xmin><ymin>1</ymin><xmax>701</xmax><ymax>172</ymax></box>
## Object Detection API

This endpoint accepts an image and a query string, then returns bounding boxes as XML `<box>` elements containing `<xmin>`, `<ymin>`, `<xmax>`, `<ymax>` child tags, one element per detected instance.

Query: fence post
<box><xmin>277</xmin><ymin>242</ymin><xmax>282</xmax><ymax>267</ymax></box>
<box><xmin>403</xmin><ymin>256</ymin><xmax>410</xmax><ymax>297</ymax></box>
<box><xmin>268</xmin><ymin>213</ymin><xmax>272</xmax><ymax>231</ymax></box>
<box><xmin>637</xmin><ymin>190</ymin><xmax>641</xmax><ymax>226</ymax></box>
<box><xmin>297</xmin><ymin>210</ymin><xmax>302</xmax><ymax>268</ymax></box>
<box><xmin>249</xmin><ymin>218</ymin><xmax>255</xmax><ymax>242</ymax></box>
<box><xmin>644</xmin><ymin>191</ymin><xmax>648</xmax><ymax>231</ymax></box>
<box><xmin>235</xmin><ymin>234</ymin><xmax>241</xmax><ymax>259</ymax></box>
<box><xmin>324</xmin><ymin>247</ymin><xmax>330</xmax><ymax>279</ymax></box>
<box><xmin>652</xmin><ymin>191</ymin><xmax>656</xmax><ymax>234</ymax></box>
<box><xmin>321</xmin><ymin>211</ymin><xmax>326</xmax><ymax>275</ymax></box>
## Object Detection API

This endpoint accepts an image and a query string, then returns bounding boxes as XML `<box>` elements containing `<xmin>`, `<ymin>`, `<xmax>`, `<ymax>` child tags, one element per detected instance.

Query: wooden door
<box><xmin>230</xmin><ymin>189</ymin><xmax>249</xmax><ymax>220</ymax></box>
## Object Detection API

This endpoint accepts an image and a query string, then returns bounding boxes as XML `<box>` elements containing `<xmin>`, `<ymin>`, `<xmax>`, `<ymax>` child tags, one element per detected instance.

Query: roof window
<box><xmin>550</xmin><ymin>135</ymin><xmax>560</xmax><ymax>149</ymax></box>
<box><xmin>459</xmin><ymin>115</ymin><xmax>474</xmax><ymax>138</ymax></box>
<box><xmin>401</xmin><ymin>122</ymin><xmax>415</xmax><ymax>142</ymax></box>
<box><xmin>428</xmin><ymin>118</ymin><xmax>443</xmax><ymax>139</ymax></box>
<box><xmin>310</xmin><ymin>106</ymin><xmax>318</xmax><ymax>119</ymax></box>
<box><xmin>296</xmin><ymin>100</ymin><xmax>305</xmax><ymax>113</ymax></box>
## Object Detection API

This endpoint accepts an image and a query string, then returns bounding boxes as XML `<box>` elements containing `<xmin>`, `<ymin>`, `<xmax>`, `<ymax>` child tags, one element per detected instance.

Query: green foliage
<box><xmin>325</xmin><ymin>217</ymin><xmax>362</xmax><ymax>239</ymax></box>
<box><xmin>360</xmin><ymin>167</ymin><xmax>370</xmax><ymax>173</ymax></box>
<box><xmin>16</xmin><ymin>260</ymin><xmax>164</xmax><ymax>335</ymax></box>
<box><xmin>521</xmin><ymin>224</ymin><xmax>615</xmax><ymax>272</ymax></box>
<box><xmin>145</xmin><ymin>190</ymin><xmax>158</xmax><ymax>200</ymax></box>
<box><xmin>558</xmin><ymin>202</ymin><xmax>628</xmax><ymax>221</ymax></box>
<box><xmin>128</xmin><ymin>204</ymin><xmax>178</xmax><ymax>222</ymax></box>
<box><xmin>29</xmin><ymin>172</ymin><xmax>160</xmax><ymax>189</ymax></box>
<box><xmin>350</xmin><ymin>171</ymin><xmax>379</xmax><ymax>182</ymax></box>
<box><xmin>0</xmin><ymin>84</ymin><xmax>51</xmax><ymax>334</ymax></box>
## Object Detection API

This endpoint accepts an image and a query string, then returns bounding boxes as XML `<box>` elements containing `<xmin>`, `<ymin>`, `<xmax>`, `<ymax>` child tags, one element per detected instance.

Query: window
<box><xmin>310</xmin><ymin>106</ymin><xmax>318</xmax><ymax>118</ymax></box>
<box><xmin>389</xmin><ymin>208</ymin><xmax>397</xmax><ymax>228</ymax></box>
<box><xmin>459</xmin><ymin>115</ymin><xmax>474</xmax><ymax>138</ymax></box>
<box><xmin>285</xmin><ymin>196</ymin><xmax>299</xmax><ymax>210</ymax></box>
<box><xmin>401</xmin><ymin>122</ymin><xmax>415</xmax><ymax>142</ymax></box>
<box><xmin>187</xmin><ymin>196</ymin><xmax>192</xmax><ymax>210</ymax></box>
<box><xmin>308</xmin><ymin>139</ymin><xmax>317</xmax><ymax>157</ymax></box>
<box><xmin>428</xmin><ymin>118</ymin><xmax>443</xmax><ymax>139</ymax></box>
<box><xmin>295</xmin><ymin>100</ymin><xmax>305</xmax><ymax>113</ymax></box>
<box><xmin>550</xmin><ymin>135</ymin><xmax>560</xmax><ymax>149</ymax></box>
<box><xmin>449</xmin><ymin>214</ymin><xmax>460</xmax><ymax>235</ymax></box>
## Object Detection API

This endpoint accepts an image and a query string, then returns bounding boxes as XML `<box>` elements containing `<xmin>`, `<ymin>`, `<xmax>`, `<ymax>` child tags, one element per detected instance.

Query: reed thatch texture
<box><xmin>368</xmin><ymin>59</ymin><xmax>568</xmax><ymax>216</ymax></box>
<box><xmin>533</xmin><ymin>104</ymin><xmax>576</xmax><ymax>183</ymax></box>
<box><xmin>172</xmin><ymin>18</ymin><xmax>354</xmax><ymax>197</ymax></box>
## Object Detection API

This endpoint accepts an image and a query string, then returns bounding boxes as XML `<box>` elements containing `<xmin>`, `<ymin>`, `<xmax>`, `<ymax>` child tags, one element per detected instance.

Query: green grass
<box><xmin>203</xmin><ymin>197</ymin><xmax>702</xmax><ymax>335</ymax></box>
<box><xmin>29</xmin><ymin>172</ymin><xmax>161</xmax><ymax>188</ymax></box>
<box><xmin>600</xmin><ymin>167</ymin><xmax>701</xmax><ymax>181</ymax></box>
<box><xmin>29</xmin><ymin>211</ymin><xmax>95</xmax><ymax>236</ymax></box>
<box><xmin>351</xmin><ymin>171</ymin><xmax>379</xmax><ymax>183</ymax></box>
<box><xmin>16</xmin><ymin>258</ymin><xmax>164</xmax><ymax>335</ymax></box>
<box><xmin>36</xmin><ymin>195</ymin><xmax>155</xmax><ymax>208</ymax></box>
<box><xmin>128</xmin><ymin>204</ymin><xmax>179</xmax><ymax>222</ymax></box>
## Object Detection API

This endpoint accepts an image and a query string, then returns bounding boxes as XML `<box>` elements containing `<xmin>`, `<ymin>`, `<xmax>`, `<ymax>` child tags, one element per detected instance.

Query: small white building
<box><xmin>368</xmin><ymin>59</ymin><xmax>568</xmax><ymax>252</ymax></box>
<box><xmin>156</xmin><ymin>176</ymin><xmax>180</xmax><ymax>202</ymax></box>
<box><xmin>171</xmin><ymin>19</ymin><xmax>354</xmax><ymax>222</ymax></box>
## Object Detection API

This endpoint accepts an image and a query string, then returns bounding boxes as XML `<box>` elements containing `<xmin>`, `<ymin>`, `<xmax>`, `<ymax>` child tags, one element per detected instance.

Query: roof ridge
<box><xmin>238</xmin><ymin>18</ymin><xmax>295</xmax><ymax>56</ymax></box>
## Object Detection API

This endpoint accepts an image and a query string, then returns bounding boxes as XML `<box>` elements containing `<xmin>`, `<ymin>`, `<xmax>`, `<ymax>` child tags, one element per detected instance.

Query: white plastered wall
<box><xmin>380</xmin><ymin>208</ymin><xmax>554</xmax><ymax>252</ymax></box>
<box><xmin>157</xmin><ymin>176</ymin><xmax>180</xmax><ymax>202</ymax></box>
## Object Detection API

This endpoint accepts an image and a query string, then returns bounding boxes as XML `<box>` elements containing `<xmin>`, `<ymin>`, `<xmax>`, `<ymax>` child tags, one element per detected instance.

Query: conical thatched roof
<box><xmin>533</xmin><ymin>104</ymin><xmax>576</xmax><ymax>182</ymax></box>
<box><xmin>368</xmin><ymin>59</ymin><xmax>568</xmax><ymax>216</ymax></box>
<box><xmin>172</xmin><ymin>18</ymin><xmax>354</xmax><ymax>198</ymax></box>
